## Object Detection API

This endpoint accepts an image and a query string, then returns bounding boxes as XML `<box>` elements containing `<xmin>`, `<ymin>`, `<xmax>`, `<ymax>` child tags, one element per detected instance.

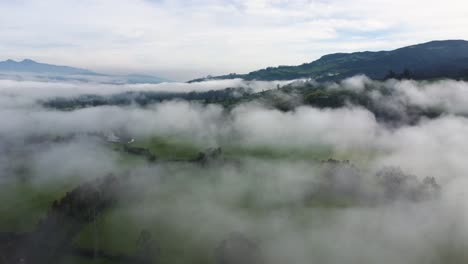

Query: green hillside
<box><xmin>190</xmin><ymin>40</ymin><xmax>468</xmax><ymax>82</ymax></box>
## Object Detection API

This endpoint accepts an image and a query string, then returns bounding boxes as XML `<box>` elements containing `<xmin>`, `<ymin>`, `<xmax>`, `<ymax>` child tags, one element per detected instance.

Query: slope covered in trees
<box><xmin>190</xmin><ymin>40</ymin><xmax>468</xmax><ymax>82</ymax></box>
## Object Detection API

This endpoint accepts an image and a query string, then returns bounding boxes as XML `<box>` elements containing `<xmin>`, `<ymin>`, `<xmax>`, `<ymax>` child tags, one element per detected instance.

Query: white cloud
<box><xmin>0</xmin><ymin>0</ymin><xmax>467</xmax><ymax>80</ymax></box>
<box><xmin>3</xmin><ymin>78</ymin><xmax>468</xmax><ymax>262</ymax></box>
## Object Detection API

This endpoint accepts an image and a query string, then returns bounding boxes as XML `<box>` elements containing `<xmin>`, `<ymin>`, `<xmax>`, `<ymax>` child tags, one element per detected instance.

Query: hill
<box><xmin>0</xmin><ymin>59</ymin><xmax>168</xmax><ymax>84</ymax></box>
<box><xmin>0</xmin><ymin>59</ymin><xmax>98</xmax><ymax>75</ymax></box>
<box><xmin>189</xmin><ymin>40</ymin><xmax>468</xmax><ymax>82</ymax></box>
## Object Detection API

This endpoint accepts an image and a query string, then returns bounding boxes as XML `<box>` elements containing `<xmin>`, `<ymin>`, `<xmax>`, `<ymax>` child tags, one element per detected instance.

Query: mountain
<box><xmin>0</xmin><ymin>59</ymin><xmax>168</xmax><ymax>84</ymax></box>
<box><xmin>0</xmin><ymin>59</ymin><xmax>97</xmax><ymax>75</ymax></box>
<box><xmin>189</xmin><ymin>40</ymin><xmax>468</xmax><ymax>82</ymax></box>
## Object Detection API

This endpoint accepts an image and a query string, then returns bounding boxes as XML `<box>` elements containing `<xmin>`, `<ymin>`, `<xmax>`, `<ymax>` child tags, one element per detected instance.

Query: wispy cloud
<box><xmin>0</xmin><ymin>0</ymin><xmax>467</xmax><ymax>80</ymax></box>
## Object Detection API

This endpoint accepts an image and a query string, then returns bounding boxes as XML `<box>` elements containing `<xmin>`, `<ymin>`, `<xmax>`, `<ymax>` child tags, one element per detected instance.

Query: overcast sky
<box><xmin>1</xmin><ymin>0</ymin><xmax>467</xmax><ymax>81</ymax></box>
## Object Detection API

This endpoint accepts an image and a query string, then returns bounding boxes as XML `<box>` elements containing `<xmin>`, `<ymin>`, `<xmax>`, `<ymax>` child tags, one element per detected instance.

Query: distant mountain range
<box><xmin>0</xmin><ymin>59</ymin><xmax>168</xmax><ymax>84</ymax></box>
<box><xmin>189</xmin><ymin>40</ymin><xmax>468</xmax><ymax>82</ymax></box>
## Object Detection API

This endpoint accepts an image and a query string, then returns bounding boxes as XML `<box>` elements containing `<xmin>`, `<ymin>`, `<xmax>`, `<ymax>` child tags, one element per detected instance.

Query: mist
<box><xmin>2</xmin><ymin>77</ymin><xmax>468</xmax><ymax>263</ymax></box>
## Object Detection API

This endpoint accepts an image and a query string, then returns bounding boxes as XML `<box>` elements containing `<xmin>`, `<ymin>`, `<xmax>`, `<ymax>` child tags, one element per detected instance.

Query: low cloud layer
<box><xmin>0</xmin><ymin>78</ymin><xmax>291</xmax><ymax>105</ymax></box>
<box><xmin>2</xmin><ymin>77</ymin><xmax>468</xmax><ymax>263</ymax></box>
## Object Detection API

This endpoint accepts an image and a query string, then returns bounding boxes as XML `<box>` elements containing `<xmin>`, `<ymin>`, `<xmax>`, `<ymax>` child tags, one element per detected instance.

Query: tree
<box><xmin>136</xmin><ymin>230</ymin><xmax>159</xmax><ymax>263</ymax></box>
<box><xmin>401</xmin><ymin>68</ymin><xmax>412</xmax><ymax>80</ymax></box>
<box><xmin>384</xmin><ymin>70</ymin><xmax>397</xmax><ymax>80</ymax></box>
<box><xmin>215</xmin><ymin>233</ymin><xmax>262</xmax><ymax>264</ymax></box>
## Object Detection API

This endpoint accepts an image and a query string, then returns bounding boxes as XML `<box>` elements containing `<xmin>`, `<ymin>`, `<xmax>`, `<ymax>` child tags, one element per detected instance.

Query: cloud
<box><xmin>393</xmin><ymin>79</ymin><xmax>468</xmax><ymax>115</ymax></box>
<box><xmin>1</xmin><ymin>0</ymin><xmax>467</xmax><ymax>80</ymax></box>
<box><xmin>0</xmin><ymin>78</ymin><xmax>291</xmax><ymax>104</ymax></box>
<box><xmin>231</xmin><ymin>104</ymin><xmax>379</xmax><ymax>149</ymax></box>
<box><xmin>3</xmin><ymin>77</ymin><xmax>468</xmax><ymax>263</ymax></box>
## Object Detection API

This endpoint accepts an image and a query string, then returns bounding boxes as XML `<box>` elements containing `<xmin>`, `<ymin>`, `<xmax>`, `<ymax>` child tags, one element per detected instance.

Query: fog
<box><xmin>2</xmin><ymin>77</ymin><xmax>468</xmax><ymax>263</ymax></box>
<box><xmin>0</xmin><ymin>78</ymin><xmax>291</xmax><ymax>102</ymax></box>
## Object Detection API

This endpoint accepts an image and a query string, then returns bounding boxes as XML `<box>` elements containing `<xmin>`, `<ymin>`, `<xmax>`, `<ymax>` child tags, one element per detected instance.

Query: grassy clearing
<box><xmin>131</xmin><ymin>137</ymin><xmax>201</xmax><ymax>160</ymax></box>
<box><xmin>223</xmin><ymin>144</ymin><xmax>333</xmax><ymax>160</ymax></box>
<box><xmin>122</xmin><ymin>136</ymin><xmax>341</xmax><ymax>162</ymax></box>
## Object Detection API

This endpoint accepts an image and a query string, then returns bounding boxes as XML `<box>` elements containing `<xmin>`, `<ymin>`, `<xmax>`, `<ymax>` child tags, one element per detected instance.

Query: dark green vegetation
<box><xmin>44</xmin><ymin>79</ymin><xmax>443</xmax><ymax>126</ymax></box>
<box><xmin>189</xmin><ymin>40</ymin><xmax>468</xmax><ymax>82</ymax></box>
<box><xmin>238</xmin><ymin>80</ymin><xmax>444</xmax><ymax>125</ymax></box>
<box><xmin>43</xmin><ymin>87</ymin><xmax>251</xmax><ymax>110</ymax></box>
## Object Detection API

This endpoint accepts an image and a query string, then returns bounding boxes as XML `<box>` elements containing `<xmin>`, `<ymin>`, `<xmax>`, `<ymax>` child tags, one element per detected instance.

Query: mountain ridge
<box><xmin>0</xmin><ymin>59</ymin><xmax>98</xmax><ymax>75</ymax></box>
<box><xmin>0</xmin><ymin>59</ymin><xmax>169</xmax><ymax>84</ymax></box>
<box><xmin>189</xmin><ymin>40</ymin><xmax>468</xmax><ymax>82</ymax></box>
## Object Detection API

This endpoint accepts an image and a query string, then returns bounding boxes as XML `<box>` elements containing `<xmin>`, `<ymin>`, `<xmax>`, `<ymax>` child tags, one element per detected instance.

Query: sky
<box><xmin>1</xmin><ymin>0</ymin><xmax>467</xmax><ymax>81</ymax></box>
